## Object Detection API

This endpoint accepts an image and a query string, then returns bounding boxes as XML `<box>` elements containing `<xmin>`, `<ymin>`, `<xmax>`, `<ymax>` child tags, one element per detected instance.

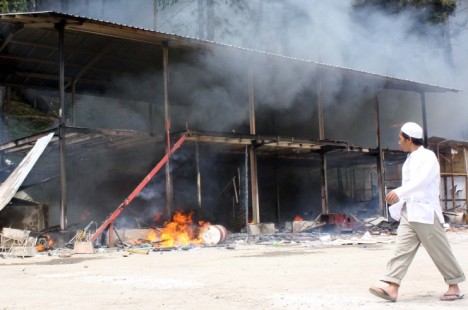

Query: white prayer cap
<box><xmin>401</xmin><ymin>122</ymin><xmax>423</xmax><ymax>139</ymax></box>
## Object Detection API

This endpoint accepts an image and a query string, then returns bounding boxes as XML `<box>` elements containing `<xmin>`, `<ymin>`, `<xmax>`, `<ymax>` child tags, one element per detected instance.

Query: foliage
<box><xmin>5</xmin><ymin>100</ymin><xmax>57</xmax><ymax>140</ymax></box>
<box><xmin>158</xmin><ymin>0</ymin><xmax>179</xmax><ymax>10</ymax></box>
<box><xmin>353</xmin><ymin>0</ymin><xmax>457</xmax><ymax>24</ymax></box>
<box><xmin>0</xmin><ymin>0</ymin><xmax>37</xmax><ymax>13</ymax></box>
<box><xmin>158</xmin><ymin>0</ymin><xmax>248</xmax><ymax>11</ymax></box>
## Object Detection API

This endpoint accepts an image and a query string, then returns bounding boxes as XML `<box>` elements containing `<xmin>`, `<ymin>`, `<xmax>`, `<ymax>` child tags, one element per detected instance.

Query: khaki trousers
<box><xmin>381</xmin><ymin>207</ymin><xmax>465</xmax><ymax>286</ymax></box>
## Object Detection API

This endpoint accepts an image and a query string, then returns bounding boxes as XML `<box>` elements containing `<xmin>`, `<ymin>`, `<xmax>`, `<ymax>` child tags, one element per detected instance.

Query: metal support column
<box><xmin>163</xmin><ymin>43</ymin><xmax>173</xmax><ymax>220</ymax></box>
<box><xmin>317</xmin><ymin>72</ymin><xmax>328</xmax><ymax>214</ymax></box>
<box><xmin>71</xmin><ymin>81</ymin><xmax>77</xmax><ymax>126</ymax></box>
<box><xmin>0</xmin><ymin>86</ymin><xmax>4</xmax><ymax>144</ymax></box>
<box><xmin>56</xmin><ymin>20</ymin><xmax>68</xmax><ymax>231</ymax></box>
<box><xmin>248</xmin><ymin>66</ymin><xmax>260</xmax><ymax>224</ymax></box>
<box><xmin>196</xmin><ymin>142</ymin><xmax>202</xmax><ymax>209</ymax></box>
<box><xmin>317</xmin><ymin>73</ymin><xmax>325</xmax><ymax>140</ymax></box>
<box><xmin>375</xmin><ymin>93</ymin><xmax>387</xmax><ymax>217</ymax></box>
<box><xmin>464</xmin><ymin>148</ymin><xmax>468</xmax><ymax>212</ymax></box>
<box><xmin>244</xmin><ymin>146</ymin><xmax>249</xmax><ymax>226</ymax></box>
<box><xmin>320</xmin><ymin>153</ymin><xmax>328</xmax><ymax>214</ymax></box>
<box><xmin>275</xmin><ymin>165</ymin><xmax>281</xmax><ymax>224</ymax></box>
<box><xmin>420</xmin><ymin>91</ymin><xmax>428</xmax><ymax>147</ymax></box>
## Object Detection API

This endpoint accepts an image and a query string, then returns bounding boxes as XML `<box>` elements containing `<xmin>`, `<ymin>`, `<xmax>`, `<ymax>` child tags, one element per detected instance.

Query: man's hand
<box><xmin>386</xmin><ymin>190</ymin><xmax>399</xmax><ymax>205</ymax></box>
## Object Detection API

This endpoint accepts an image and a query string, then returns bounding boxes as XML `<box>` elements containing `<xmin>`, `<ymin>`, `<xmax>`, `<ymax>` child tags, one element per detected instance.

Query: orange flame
<box><xmin>161</xmin><ymin>211</ymin><xmax>196</xmax><ymax>247</ymax></box>
<box><xmin>36</xmin><ymin>234</ymin><xmax>55</xmax><ymax>252</ymax></box>
<box><xmin>294</xmin><ymin>215</ymin><xmax>304</xmax><ymax>221</ymax></box>
<box><xmin>147</xmin><ymin>229</ymin><xmax>158</xmax><ymax>242</ymax></box>
<box><xmin>151</xmin><ymin>211</ymin><xmax>210</xmax><ymax>247</ymax></box>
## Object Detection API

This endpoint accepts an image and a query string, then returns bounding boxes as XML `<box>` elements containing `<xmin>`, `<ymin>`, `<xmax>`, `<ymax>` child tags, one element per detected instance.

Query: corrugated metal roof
<box><xmin>0</xmin><ymin>11</ymin><xmax>459</xmax><ymax>93</ymax></box>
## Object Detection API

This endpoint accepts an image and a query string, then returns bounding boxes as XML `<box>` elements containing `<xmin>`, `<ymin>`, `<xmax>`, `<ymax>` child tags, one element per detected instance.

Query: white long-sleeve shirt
<box><xmin>393</xmin><ymin>146</ymin><xmax>444</xmax><ymax>224</ymax></box>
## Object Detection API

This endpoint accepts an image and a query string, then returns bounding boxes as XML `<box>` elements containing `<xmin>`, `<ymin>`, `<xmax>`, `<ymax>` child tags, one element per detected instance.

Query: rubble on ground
<box><xmin>2</xmin><ymin>215</ymin><xmax>466</xmax><ymax>259</ymax></box>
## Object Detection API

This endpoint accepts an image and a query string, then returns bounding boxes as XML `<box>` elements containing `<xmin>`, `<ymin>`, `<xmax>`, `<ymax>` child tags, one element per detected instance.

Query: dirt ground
<box><xmin>1</xmin><ymin>229</ymin><xmax>468</xmax><ymax>310</ymax></box>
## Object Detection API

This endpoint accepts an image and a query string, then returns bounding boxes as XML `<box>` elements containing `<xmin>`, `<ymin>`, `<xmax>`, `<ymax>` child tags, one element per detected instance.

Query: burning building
<box><xmin>0</xmin><ymin>11</ymin><xmax>465</xmax><ymax>244</ymax></box>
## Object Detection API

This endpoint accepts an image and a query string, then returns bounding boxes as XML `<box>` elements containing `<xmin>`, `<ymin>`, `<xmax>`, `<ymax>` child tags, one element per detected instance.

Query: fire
<box><xmin>147</xmin><ymin>228</ymin><xmax>158</xmax><ymax>242</ymax></box>
<box><xmin>36</xmin><ymin>234</ymin><xmax>55</xmax><ymax>252</ymax></box>
<box><xmin>155</xmin><ymin>211</ymin><xmax>210</xmax><ymax>247</ymax></box>
<box><xmin>294</xmin><ymin>215</ymin><xmax>304</xmax><ymax>221</ymax></box>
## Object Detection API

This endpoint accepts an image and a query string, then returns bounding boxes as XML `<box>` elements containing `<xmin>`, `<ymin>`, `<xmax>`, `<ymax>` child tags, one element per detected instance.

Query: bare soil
<box><xmin>1</xmin><ymin>230</ymin><xmax>468</xmax><ymax>310</ymax></box>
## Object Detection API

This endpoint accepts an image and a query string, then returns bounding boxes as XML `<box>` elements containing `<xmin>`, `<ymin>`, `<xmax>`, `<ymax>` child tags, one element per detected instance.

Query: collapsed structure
<box><xmin>0</xmin><ymin>12</ymin><xmax>466</xmax><ymax>243</ymax></box>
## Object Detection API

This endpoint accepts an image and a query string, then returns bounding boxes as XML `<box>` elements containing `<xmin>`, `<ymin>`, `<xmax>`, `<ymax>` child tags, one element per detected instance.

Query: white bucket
<box><xmin>201</xmin><ymin>225</ymin><xmax>228</xmax><ymax>246</ymax></box>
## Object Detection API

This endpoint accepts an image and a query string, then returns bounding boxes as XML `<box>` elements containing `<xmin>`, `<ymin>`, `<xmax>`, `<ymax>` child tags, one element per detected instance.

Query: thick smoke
<box><xmin>40</xmin><ymin>1</ymin><xmax>468</xmax><ymax>139</ymax></box>
<box><xmin>156</xmin><ymin>0</ymin><xmax>468</xmax><ymax>140</ymax></box>
<box><xmin>9</xmin><ymin>1</ymin><xmax>467</xmax><ymax>228</ymax></box>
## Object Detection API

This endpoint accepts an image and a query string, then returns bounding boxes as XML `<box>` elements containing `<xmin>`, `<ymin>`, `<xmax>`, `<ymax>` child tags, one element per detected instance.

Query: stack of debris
<box><xmin>0</xmin><ymin>227</ymin><xmax>37</xmax><ymax>257</ymax></box>
<box><xmin>363</xmin><ymin>217</ymin><xmax>399</xmax><ymax>235</ymax></box>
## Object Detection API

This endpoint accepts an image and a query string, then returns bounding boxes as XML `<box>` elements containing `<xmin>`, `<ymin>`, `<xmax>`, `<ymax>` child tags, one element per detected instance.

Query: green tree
<box><xmin>158</xmin><ymin>0</ymin><xmax>249</xmax><ymax>40</ymax></box>
<box><xmin>353</xmin><ymin>0</ymin><xmax>457</xmax><ymax>24</ymax></box>
<box><xmin>353</xmin><ymin>0</ymin><xmax>457</xmax><ymax>66</ymax></box>
<box><xmin>158</xmin><ymin>0</ymin><xmax>178</xmax><ymax>9</ymax></box>
<box><xmin>0</xmin><ymin>0</ymin><xmax>36</xmax><ymax>13</ymax></box>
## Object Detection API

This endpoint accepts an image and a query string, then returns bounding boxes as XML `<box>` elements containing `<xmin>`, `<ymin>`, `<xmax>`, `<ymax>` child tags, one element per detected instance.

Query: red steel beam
<box><xmin>89</xmin><ymin>134</ymin><xmax>187</xmax><ymax>243</ymax></box>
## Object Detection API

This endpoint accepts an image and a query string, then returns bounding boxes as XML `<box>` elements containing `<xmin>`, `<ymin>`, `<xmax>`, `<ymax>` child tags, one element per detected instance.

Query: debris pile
<box><xmin>2</xmin><ymin>210</ymin><xmax>466</xmax><ymax>259</ymax></box>
<box><xmin>362</xmin><ymin>217</ymin><xmax>399</xmax><ymax>235</ymax></box>
<box><xmin>0</xmin><ymin>226</ymin><xmax>61</xmax><ymax>257</ymax></box>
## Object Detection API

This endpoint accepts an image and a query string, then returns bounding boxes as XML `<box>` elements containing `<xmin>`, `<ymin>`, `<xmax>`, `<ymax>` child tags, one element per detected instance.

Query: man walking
<box><xmin>369</xmin><ymin>122</ymin><xmax>465</xmax><ymax>302</ymax></box>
